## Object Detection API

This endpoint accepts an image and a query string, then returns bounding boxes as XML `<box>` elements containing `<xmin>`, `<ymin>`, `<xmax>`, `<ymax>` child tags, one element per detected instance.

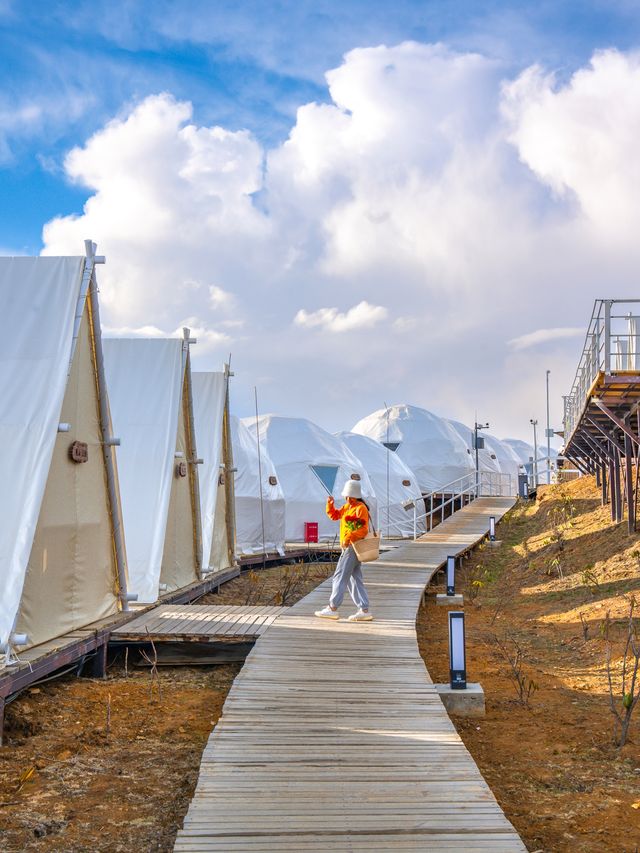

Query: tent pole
<box><xmin>182</xmin><ymin>329</ymin><xmax>204</xmax><ymax>576</ymax></box>
<box><xmin>222</xmin><ymin>361</ymin><xmax>237</xmax><ymax>567</ymax></box>
<box><xmin>85</xmin><ymin>241</ymin><xmax>130</xmax><ymax>611</ymax></box>
<box><xmin>254</xmin><ymin>388</ymin><xmax>267</xmax><ymax>571</ymax></box>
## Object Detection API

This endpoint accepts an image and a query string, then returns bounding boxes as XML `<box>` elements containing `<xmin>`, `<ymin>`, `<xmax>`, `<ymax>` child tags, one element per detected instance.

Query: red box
<box><xmin>304</xmin><ymin>522</ymin><xmax>319</xmax><ymax>543</ymax></box>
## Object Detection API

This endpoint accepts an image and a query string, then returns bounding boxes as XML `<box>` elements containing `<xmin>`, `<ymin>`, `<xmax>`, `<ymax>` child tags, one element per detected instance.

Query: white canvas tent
<box><xmin>191</xmin><ymin>371</ymin><xmax>234</xmax><ymax>573</ymax></box>
<box><xmin>337</xmin><ymin>431</ymin><xmax>425</xmax><ymax>538</ymax></box>
<box><xmin>231</xmin><ymin>415</ymin><xmax>286</xmax><ymax>555</ymax></box>
<box><xmin>352</xmin><ymin>405</ymin><xmax>474</xmax><ymax>494</ymax></box>
<box><xmin>246</xmin><ymin>415</ymin><xmax>376</xmax><ymax>542</ymax></box>
<box><xmin>448</xmin><ymin>419</ymin><xmax>501</xmax><ymax>475</ymax></box>
<box><xmin>103</xmin><ymin>334</ymin><xmax>202</xmax><ymax>604</ymax></box>
<box><xmin>0</xmin><ymin>249</ymin><xmax>128</xmax><ymax>655</ymax></box>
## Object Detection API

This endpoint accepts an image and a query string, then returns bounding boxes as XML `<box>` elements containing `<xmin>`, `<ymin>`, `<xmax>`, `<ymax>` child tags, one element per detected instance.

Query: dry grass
<box><xmin>418</xmin><ymin>476</ymin><xmax>640</xmax><ymax>852</ymax></box>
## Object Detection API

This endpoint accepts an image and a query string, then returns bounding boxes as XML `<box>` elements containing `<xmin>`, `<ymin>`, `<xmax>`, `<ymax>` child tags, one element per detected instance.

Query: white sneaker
<box><xmin>315</xmin><ymin>606</ymin><xmax>339</xmax><ymax>620</ymax></box>
<box><xmin>348</xmin><ymin>609</ymin><xmax>373</xmax><ymax>622</ymax></box>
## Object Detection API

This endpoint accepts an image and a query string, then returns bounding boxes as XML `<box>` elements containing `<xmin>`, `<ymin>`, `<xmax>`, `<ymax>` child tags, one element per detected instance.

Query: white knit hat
<box><xmin>342</xmin><ymin>479</ymin><xmax>362</xmax><ymax>499</ymax></box>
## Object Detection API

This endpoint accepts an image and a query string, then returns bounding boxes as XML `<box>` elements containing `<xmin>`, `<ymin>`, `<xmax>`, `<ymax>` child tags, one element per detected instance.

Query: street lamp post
<box><xmin>545</xmin><ymin>370</ymin><xmax>552</xmax><ymax>485</ymax></box>
<box><xmin>474</xmin><ymin>421</ymin><xmax>489</xmax><ymax>495</ymax></box>
<box><xmin>530</xmin><ymin>418</ymin><xmax>539</xmax><ymax>488</ymax></box>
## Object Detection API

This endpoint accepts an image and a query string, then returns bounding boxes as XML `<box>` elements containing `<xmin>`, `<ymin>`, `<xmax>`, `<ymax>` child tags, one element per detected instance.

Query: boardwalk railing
<box><xmin>564</xmin><ymin>299</ymin><xmax>640</xmax><ymax>441</ymax></box>
<box><xmin>406</xmin><ymin>471</ymin><xmax>515</xmax><ymax>538</ymax></box>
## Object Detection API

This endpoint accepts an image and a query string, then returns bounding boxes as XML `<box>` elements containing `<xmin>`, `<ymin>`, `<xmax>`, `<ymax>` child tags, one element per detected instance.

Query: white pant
<box><xmin>329</xmin><ymin>547</ymin><xmax>370</xmax><ymax>610</ymax></box>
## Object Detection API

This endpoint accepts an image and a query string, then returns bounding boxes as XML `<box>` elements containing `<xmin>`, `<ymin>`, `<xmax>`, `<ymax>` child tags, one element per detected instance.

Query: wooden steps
<box><xmin>174</xmin><ymin>497</ymin><xmax>525</xmax><ymax>852</ymax></box>
<box><xmin>111</xmin><ymin>605</ymin><xmax>288</xmax><ymax>642</ymax></box>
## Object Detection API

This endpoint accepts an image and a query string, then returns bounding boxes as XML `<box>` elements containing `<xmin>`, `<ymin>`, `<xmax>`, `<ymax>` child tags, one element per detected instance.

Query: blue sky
<box><xmin>3</xmin><ymin>1</ymin><xmax>640</xmax><ymax>439</ymax></box>
<box><xmin>2</xmin><ymin>0</ymin><xmax>640</xmax><ymax>252</ymax></box>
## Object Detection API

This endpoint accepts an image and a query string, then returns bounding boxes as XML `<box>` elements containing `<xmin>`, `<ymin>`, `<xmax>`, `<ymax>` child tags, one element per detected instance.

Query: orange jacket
<box><xmin>326</xmin><ymin>498</ymin><xmax>369</xmax><ymax>547</ymax></box>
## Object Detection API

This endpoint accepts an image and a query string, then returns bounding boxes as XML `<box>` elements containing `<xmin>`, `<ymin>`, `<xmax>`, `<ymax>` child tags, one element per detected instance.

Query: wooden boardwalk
<box><xmin>174</xmin><ymin>497</ymin><xmax>526</xmax><ymax>851</ymax></box>
<box><xmin>112</xmin><ymin>605</ymin><xmax>288</xmax><ymax>642</ymax></box>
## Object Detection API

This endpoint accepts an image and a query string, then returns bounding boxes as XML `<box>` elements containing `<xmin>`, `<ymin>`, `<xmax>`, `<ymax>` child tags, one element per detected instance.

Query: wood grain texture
<box><xmin>174</xmin><ymin>497</ymin><xmax>526</xmax><ymax>852</ymax></box>
<box><xmin>111</xmin><ymin>605</ymin><xmax>289</xmax><ymax>642</ymax></box>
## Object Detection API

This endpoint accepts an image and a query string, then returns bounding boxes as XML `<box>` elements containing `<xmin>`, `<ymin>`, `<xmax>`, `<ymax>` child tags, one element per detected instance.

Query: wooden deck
<box><xmin>174</xmin><ymin>497</ymin><xmax>525</xmax><ymax>851</ymax></box>
<box><xmin>112</xmin><ymin>605</ymin><xmax>288</xmax><ymax>642</ymax></box>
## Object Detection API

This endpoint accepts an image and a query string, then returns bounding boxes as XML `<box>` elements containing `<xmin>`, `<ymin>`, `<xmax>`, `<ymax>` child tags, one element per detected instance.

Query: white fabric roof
<box><xmin>245</xmin><ymin>415</ymin><xmax>376</xmax><ymax>542</ymax></box>
<box><xmin>103</xmin><ymin>338</ymin><xmax>184</xmax><ymax>603</ymax></box>
<box><xmin>337</xmin><ymin>432</ymin><xmax>425</xmax><ymax>538</ymax></box>
<box><xmin>483</xmin><ymin>434</ymin><xmax>523</xmax><ymax>487</ymax></box>
<box><xmin>0</xmin><ymin>256</ymin><xmax>85</xmax><ymax>648</ymax></box>
<box><xmin>191</xmin><ymin>372</ymin><xmax>227</xmax><ymax>569</ymax></box>
<box><xmin>448</xmin><ymin>419</ymin><xmax>501</xmax><ymax>475</ymax></box>
<box><xmin>502</xmin><ymin>438</ymin><xmax>535</xmax><ymax>466</ymax></box>
<box><xmin>352</xmin><ymin>404</ymin><xmax>474</xmax><ymax>493</ymax></box>
<box><xmin>232</xmin><ymin>415</ymin><xmax>286</xmax><ymax>555</ymax></box>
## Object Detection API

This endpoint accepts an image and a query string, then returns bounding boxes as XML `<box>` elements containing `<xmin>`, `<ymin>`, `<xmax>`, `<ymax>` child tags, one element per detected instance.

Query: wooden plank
<box><xmin>173</xmin><ymin>498</ymin><xmax>525</xmax><ymax>852</ymax></box>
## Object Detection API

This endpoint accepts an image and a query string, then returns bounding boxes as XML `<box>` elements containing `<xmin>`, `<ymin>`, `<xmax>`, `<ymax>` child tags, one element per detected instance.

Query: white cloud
<box><xmin>294</xmin><ymin>301</ymin><xmax>388</xmax><ymax>332</ymax></box>
<box><xmin>502</xmin><ymin>49</ymin><xmax>640</xmax><ymax>242</ymax></box>
<box><xmin>40</xmin><ymin>45</ymin><xmax>640</xmax><ymax>439</ymax></box>
<box><xmin>508</xmin><ymin>327</ymin><xmax>584</xmax><ymax>351</ymax></box>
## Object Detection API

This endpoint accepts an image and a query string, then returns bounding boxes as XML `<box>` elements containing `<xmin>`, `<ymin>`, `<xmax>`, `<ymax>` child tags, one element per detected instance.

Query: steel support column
<box><xmin>625</xmin><ymin>433</ymin><xmax>635</xmax><ymax>533</ymax></box>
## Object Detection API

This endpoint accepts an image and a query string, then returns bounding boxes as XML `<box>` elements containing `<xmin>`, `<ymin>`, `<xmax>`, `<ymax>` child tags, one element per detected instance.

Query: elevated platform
<box><xmin>175</xmin><ymin>497</ymin><xmax>524</xmax><ymax>851</ymax></box>
<box><xmin>563</xmin><ymin>299</ymin><xmax>640</xmax><ymax>530</ymax></box>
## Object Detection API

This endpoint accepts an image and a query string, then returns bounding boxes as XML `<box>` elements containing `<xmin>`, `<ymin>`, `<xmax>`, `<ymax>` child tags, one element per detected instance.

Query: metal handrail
<box><xmin>408</xmin><ymin>470</ymin><xmax>515</xmax><ymax>539</ymax></box>
<box><xmin>564</xmin><ymin>299</ymin><xmax>640</xmax><ymax>441</ymax></box>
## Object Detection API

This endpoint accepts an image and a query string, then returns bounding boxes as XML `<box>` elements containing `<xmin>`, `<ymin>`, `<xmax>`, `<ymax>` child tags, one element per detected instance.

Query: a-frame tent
<box><xmin>103</xmin><ymin>333</ymin><xmax>203</xmax><ymax>604</ymax></box>
<box><xmin>191</xmin><ymin>371</ymin><xmax>235</xmax><ymax>573</ymax></box>
<box><xmin>0</xmin><ymin>245</ymin><xmax>129</xmax><ymax>656</ymax></box>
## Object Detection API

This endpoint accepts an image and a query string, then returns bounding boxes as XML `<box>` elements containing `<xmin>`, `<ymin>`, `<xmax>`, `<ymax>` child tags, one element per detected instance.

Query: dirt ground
<box><xmin>4</xmin><ymin>484</ymin><xmax>640</xmax><ymax>853</ymax></box>
<box><xmin>0</xmin><ymin>560</ymin><xmax>335</xmax><ymax>853</ymax></box>
<box><xmin>417</xmin><ymin>477</ymin><xmax>640</xmax><ymax>853</ymax></box>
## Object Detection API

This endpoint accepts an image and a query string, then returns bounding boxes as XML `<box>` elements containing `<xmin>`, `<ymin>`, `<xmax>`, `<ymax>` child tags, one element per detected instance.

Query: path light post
<box><xmin>530</xmin><ymin>419</ymin><xmax>539</xmax><ymax>488</ymax></box>
<box><xmin>489</xmin><ymin>516</ymin><xmax>496</xmax><ymax>542</ymax></box>
<box><xmin>448</xmin><ymin>611</ymin><xmax>467</xmax><ymax>689</ymax></box>
<box><xmin>446</xmin><ymin>555</ymin><xmax>456</xmax><ymax>596</ymax></box>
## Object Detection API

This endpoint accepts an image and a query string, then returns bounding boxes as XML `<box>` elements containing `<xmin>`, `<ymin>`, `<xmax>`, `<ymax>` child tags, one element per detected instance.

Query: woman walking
<box><xmin>315</xmin><ymin>480</ymin><xmax>373</xmax><ymax>621</ymax></box>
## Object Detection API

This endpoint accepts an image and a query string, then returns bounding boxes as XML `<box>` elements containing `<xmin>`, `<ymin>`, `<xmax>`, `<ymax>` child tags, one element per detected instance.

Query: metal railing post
<box><xmin>604</xmin><ymin>300</ymin><xmax>611</xmax><ymax>374</ymax></box>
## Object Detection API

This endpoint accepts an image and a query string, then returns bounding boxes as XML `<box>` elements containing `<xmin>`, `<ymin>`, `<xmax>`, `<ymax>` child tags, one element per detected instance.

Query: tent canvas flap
<box><xmin>0</xmin><ymin>256</ymin><xmax>85</xmax><ymax>648</ymax></box>
<box><xmin>191</xmin><ymin>372</ymin><xmax>227</xmax><ymax>569</ymax></box>
<box><xmin>103</xmin><ymin>338</ymin><xmax>184</xmax><ymax>603</ymax></box>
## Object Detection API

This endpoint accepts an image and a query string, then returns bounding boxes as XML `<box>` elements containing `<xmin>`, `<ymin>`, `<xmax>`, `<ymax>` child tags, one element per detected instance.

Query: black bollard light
<box><xmin>446</xmin><ymin>555</ymin><xmax>456</xmax><ymax>596</ymax></box>
<box><xmin>448</xmin><ymin>611</ymin><xmax>467</xmax><ymax>690</ymax></box>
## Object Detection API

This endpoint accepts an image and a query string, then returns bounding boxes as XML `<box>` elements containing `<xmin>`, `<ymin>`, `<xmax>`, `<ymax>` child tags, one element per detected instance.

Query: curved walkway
<box><xmin>175</xmin><ymin>497</ymin><xmax>526</xmax><ymax>851</ymax></box>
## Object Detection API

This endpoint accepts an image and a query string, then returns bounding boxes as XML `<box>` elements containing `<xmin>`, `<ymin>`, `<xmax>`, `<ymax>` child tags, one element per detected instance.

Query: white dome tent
<box><xmin>502</xmin><ymin>438</ymin><xmax>535</xmax><ymax>467</ymax></box>
<box><xmin>352</xmin><ymin>405</ymin><xmax>474</xmax><ymax>494</ymax></box>
<box><xmin>231</xmin><ymin>415</ymin><xmax>286</xmax><ymax>556</ymax></box>
<box><xmin>337</xmin><ymin>432</ymin><xmax>426</xmax><ymax>538</ymax></box>
<box><xmin>246</xmin><ymin>415</ymin><xmax>376</xmax><ymax>543</ymax></box>
<box><xmin>448</xmin><ymin>419</ymin><xmax>501</xmax><ymax>476</ymax></box>
<box><xmin>483</xmin><ymin>435</ymin><xmax>522</xmax><ymax>493</ymax></box>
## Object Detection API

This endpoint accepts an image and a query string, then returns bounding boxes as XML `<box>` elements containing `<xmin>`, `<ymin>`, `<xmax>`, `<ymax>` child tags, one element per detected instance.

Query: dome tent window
<box><xmin>310</xmin><ymin>464</ymin><xmax>339</xmax><ymax>496</ymax></box>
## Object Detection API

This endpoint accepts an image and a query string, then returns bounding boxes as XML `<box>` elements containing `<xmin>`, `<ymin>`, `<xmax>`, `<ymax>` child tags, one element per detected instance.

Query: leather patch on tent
<box><xmin>268</xmin><ymin>475</ymin><xmax>278</xmax><ymax>486</ymax></box>
<box><xmin>69</xmin><ymin>441</ymin><xmax>88</xmax><ymax>463</ymax></box>
<box><xmin>176</xmin><ymin>461</ymin><xmax>188</xmax><ymax>478</ymax></box>
<box><xmin>350</xmin><ymin>473</ymin><xmax>361</xmax><ymax>480</ymax></box>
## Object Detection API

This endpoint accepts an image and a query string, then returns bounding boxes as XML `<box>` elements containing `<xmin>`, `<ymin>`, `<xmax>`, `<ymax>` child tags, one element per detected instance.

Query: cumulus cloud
<box><xmin>41</xmin><ymin>44</ymin><xmax>640</xmax><ymax>438</ymax></box>
<box><xmin>294</xmin><ymin>301</ymin><xmax>388</xmax><ymax>332</ymax></box>
<box><xmin>508</xmin><ymin>327</ymin><xmax>584</xmax><ymax>351</ymax></box>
